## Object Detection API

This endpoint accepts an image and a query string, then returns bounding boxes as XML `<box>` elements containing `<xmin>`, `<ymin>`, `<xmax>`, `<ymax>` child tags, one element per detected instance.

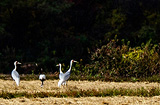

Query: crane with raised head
<box><xmin>11</xmin><ymin>61</ymin><xmax>21</xmax><ymax>86</ymax></box>
<box><xmin>56</xmin><ymin>63</ymin><xmax>66</xmax><ymax>86</ymax></box>
<box><xmin>58</xmin><ymin>60</ymin><xmax>77</xmax><ymax>87</ymax></box>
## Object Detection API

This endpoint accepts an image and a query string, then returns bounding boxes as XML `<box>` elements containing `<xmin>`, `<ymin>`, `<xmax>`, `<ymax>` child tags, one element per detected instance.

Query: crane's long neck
<box><xmin>59</xmin><ymin>64</ymin><xmax>63</xmax><ymax>73</ymax></box>
<box><xmin>14</xmin><ymin>64</ymin><xmax>17</xmax><ymax>71</ymax></box>
<box><xmin>68</xmin><ymin>61</ymin><xmax>73</xmax><ymax>72</ymax></box>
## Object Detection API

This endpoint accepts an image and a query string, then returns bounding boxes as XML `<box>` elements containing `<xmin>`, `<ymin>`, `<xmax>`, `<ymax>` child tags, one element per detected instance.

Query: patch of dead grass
<box><xmin>0</xmin><ymin>79</ymin><xmax>159</xmax><ymax>104</ymax></box>
<box><xmin>0</xmin><ymin>80</ymin><xmax>159</xmax><ymax>94</ymax></box>
<box><xmin>0</xmin><ymin>96</ymin><xmax>160</xmax><ymax>105</ymax></box>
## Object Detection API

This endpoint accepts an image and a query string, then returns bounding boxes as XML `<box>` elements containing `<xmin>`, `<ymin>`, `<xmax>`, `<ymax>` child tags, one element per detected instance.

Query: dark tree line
<box><xmin>0</xmin><ymin>0</ymin><xmax>160</xmax><ymax>73</ymax></box>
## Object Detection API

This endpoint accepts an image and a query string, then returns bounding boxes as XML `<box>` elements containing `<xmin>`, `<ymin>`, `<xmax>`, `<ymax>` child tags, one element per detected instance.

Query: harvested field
<box><xmin>0</xmin><ymin>96</ymin><xmax>160</xmax><ymax>105</ymax></box>
<box><xmin>0</xmin><ymin>79</ymin><xmax>159</xmax><ymax>93</ymax></box>
<box><xmin>0</xmin><ymin>79</ymin><xmax>159</xmax><ymax>104</ymax></box>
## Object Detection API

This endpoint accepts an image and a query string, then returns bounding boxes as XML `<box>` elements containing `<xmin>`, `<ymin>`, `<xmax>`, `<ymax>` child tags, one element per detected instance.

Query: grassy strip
<box><xmin>0</xmin><ymin>87</ymin><xmax>160</xmax><ymax>99</ymax></box>
<box><xmin>1</xmin><ymin>74</ymin><xmax>160</xmax><ymax>82</ymax></box>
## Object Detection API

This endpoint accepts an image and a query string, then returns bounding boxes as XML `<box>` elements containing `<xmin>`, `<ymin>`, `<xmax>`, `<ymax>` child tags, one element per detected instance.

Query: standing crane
<box><xmin>39</xmin><ymin>68</ymin><xmax>46</xmax><ymax>87</ymax></box>
<box><xmin>11</xmin><ymin>61</ymin><xmax>21</xmax><ymax>86</ymax></box>
<box><xmin>56</xmin><ymin>63</ymin><xmax>66</xmax><ymax>86</ymax></box>
<box><xmin>56</xmin><ymin>63</ymin><xmax>63</xmax><ymax>80</ymax></box>
<box><xmin>58</xmin><ymin>60</ymin><xmax>77</xmax><ymax>87</ymax></box>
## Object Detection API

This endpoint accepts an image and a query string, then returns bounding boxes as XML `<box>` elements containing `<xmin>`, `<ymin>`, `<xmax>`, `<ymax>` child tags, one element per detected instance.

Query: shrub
<box><xmin>85</xmin><ymin>36</ymin><xmax>160</xmax><ymax>79</ymax></box>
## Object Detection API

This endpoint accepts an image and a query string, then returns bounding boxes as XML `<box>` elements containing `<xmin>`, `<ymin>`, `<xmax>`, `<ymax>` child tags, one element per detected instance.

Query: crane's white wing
<box><xmin>59</xmin><ymin>73</ymin><xmax>64</xmax><ymax>80</ymax></box>
<box><xmin>63</xmin><ymin>71</ymin><xmax>70</xmax><ymax>81</ymax></box>
<box><xmin>11</xmin><ymin>70</ymin><xmax>20</xmax><ymax>86</ymax></box>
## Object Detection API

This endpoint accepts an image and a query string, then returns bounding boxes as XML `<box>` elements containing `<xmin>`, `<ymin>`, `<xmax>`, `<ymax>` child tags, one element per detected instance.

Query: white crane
<box><xmin>56</xmin><ymin>63</ymin><xmax>66</xmax><ymax>86</ymax></box>
<box><xmin>58</xmin><ymin>60</ymin><xmax>77</xmax><ymax>87</ymax></box>
<box><xmin>11</xmin><ymin>61</ymin><xmax>21</xmax><ymax>86</ymax></box>
<box><xmin>56</xmin><ymin>63</ymin><xmax>63</xmax><ymax>79</ymax></box>
<box><xmin>39</xmin><ymin>68</ymin><xmax>46</xmax><ymax>87</ymax></box>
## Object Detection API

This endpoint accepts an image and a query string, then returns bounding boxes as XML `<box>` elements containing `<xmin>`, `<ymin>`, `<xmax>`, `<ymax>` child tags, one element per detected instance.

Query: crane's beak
<box><xmin>73</xmin><ymin>60</ymin><xmax>77</xmax><ymax>62</ymax></box>
<box><xmin>56</xmin><ymin>64</ymin><xmax>59</xmax><ymax>66</ymax></box>
<box><xmin>17</xmin><ymin>62</ymin><xmax>21</xmax><ymax>64</ymax></box>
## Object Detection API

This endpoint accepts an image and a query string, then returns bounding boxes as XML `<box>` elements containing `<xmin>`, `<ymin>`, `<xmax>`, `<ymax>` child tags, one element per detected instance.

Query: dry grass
<box><xmin>0</xmin><ymin>96</ymin><xmax>160</xmax><ymax>105</ymax></box>
<box><xmin>0</xmin><ymin>79</ymin><xmax>159</xmax><ymax>93</ymax></box>
<box><xmin>0</xmin><ymin>79</ymin><xmax>159</xmax><ymax>104</ymax></box>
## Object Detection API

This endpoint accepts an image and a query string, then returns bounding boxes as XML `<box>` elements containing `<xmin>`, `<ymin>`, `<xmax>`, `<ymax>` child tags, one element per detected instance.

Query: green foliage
<box><xmin>137</xmin><ymin>26</ymin><xmax>156</xmax><ymax>44</ymax></box>
<box><xmin>105</xmin><ymin>9</ymin><xmax>126</xmax><ymax>39</ymax></box>
<box><xmin>85</xmin><ymin>37</ymin><xmax>160</xmax><ymax>78</ymax></box>
<box><xmin>121</xmin><ymin>39</ymin><xmax>160</xmax><ymax>77</ymax></box>
<box><xmin>37</xmin><ymin>0</ymin><xmax>73</xmax><ymax>14</ymax></box>
<box><xmin>1</xmin><ymin>0</ymin><xmax>160</xmax><ymax>75</ymax></box>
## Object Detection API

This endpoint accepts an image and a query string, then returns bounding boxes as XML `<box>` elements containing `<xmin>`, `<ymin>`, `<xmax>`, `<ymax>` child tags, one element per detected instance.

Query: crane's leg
<box><xmin>66</xmin><ymin>81</ymin><xmax>68</xmax><ymax>87</ymax></box>
<box><xmin>13</xmin><ymin>80</ymin><xmax>18</xmax><ymax>86</ymax></box>
<box><xmin>64</xmin><ymin>81</ymin><xmax>66</xmax><ymax>86</ymax></box>
<box><xmin>61</xmin><ymin>81</ymin><xmax>65</xmax><ymax>88</ymax></box>
<box><xmin>41</xmin><ymin>81</ymin><xmax>43</xmax><ymax>87</ymax></box>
